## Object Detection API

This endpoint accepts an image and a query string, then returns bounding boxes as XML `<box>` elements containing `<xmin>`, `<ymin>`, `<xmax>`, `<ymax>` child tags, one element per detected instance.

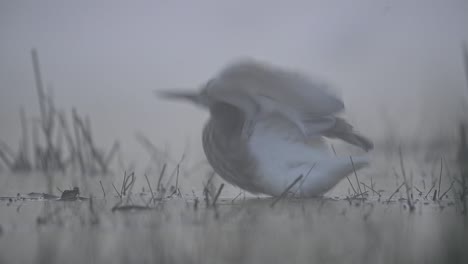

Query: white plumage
<box><xmin>247</xmin><ymin>113</ymin><xmax>368</xmax><ymax>196</ymax></box>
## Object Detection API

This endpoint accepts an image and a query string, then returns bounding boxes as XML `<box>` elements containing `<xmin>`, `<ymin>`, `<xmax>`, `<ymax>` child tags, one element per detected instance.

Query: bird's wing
<box><xmin>208</xmin><ymin>59</ymin><xmax>345</xmax><ymax>118</ymax></box>
<box><xmin>322</xmin><ymin>117</ymin><xmax>374</xmax><ymax>151</ymax></box>
<box><xmin>275</xmin><ymin>70</ymin><xmax>345</xmax><ymax>117</ymax></box>
<box><xmin>301</xmin><ymin>116</ymin><xmax>338</xmax><ymax>135</ymax></box>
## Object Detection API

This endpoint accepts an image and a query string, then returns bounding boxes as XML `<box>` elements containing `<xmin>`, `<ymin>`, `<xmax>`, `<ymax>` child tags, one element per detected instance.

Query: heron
<box><xmin>157</xmin><ymin>59</ymin><xmax>373</xmax><ymax>197</ymax></box>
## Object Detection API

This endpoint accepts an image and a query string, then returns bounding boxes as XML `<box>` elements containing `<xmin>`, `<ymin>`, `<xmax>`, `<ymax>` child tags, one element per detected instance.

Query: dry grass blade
<box><xmin>398</xmin><ymin>147</ymin><xmax>414</xmax><ymax>211</ymax></box>
<box><xmin>350</xmin><ymin>156</ymin><xmax>363</xmax><ymax>197</ymax></box>
<box><xmin>19</xmin><ymin>107</ymin><xmax>30</xmax><ymax>166</ymax></box>
<box><xmin>212</xmin><ymin>184</ymin><xmax>225</xmax><ymax>207</ymax></box>
<box><xmin>424</xmin><ymin>182</ymin><xmax>436</xmax><ymax>200</ymax></box>
<box><xmin>271</xmin><ymin>175</ymin><xmax>303</xmax><ymax>208</ymax></box>
<box><xmin>457</xmin><ymin>122</ymin><xmax>468</xmax><ymax>214</ymax></box>
<box><xmin>72</xmin><ymin>108</ymin><xmax>85</xmax><ymax>173</ymax></box>
<box><xmin>31</xmin><ymin>120</ymin><xmax>40</xmax><ymax>169</ymax></box>
<box><xmin>360</xmin><ymin>182</ymin><xmax>381</xmax><ymax>197</ymax></box>
<box><xmin>74</xmin><ymin>114</ymin><xmax>107</xmax><ymax>173</ymax></box>
<box><xmin>438</xmin><ymin>157</ymin><xmax>443</xmax><ymax>200</ymax></box>
<box><xmin>231</xmin><ymin>191</ymin><xmax>243</xmax><ymax>203</ymax></box>
<box><xmin>345</xmin><ymin>175</ymin><xmax>358</xmax><ymax>196</ymax></box>
<box><xmin>157</xmin><ymin>163</ymin><xmax>167</xmax><ymax>192</ymax></box>
<box><xmin>99</xmin><ymin>180</ymin><xmax>106</xmax><ymax>198</ymax></box>
<box><xmin>57</xmin><ymin>111</ymin><xmax>76</xmax><ymax>156</ymax></box>
<box><xmin>145</xmin><ymin>174</ymin><xmax>155</xmax><ymax>202</ymax></box>
<box><xmin>0</xmin><ymin>141</ymin><xmax>15</xmax><ymax>170</ymax></box>
<box><xmin>432</xmin><ymin>189</ymin><xmax>438</xmax><ymax>201</ymax></box>
<box><xmin>112</xmin><ymin>183</ymin><xmax>121</xmax><ymax>198</ymax></box>
<box><xmin>31</xmin><ymin>49</ymin><xmax>58</xmax><ymax>175</ymax></box>
<box><xmin>31</xmin><ymin>49</ymin><xmax>47</xmax><ymax>130</ymax></box>
<box><xmin>120</xmin><ymin>171</ymin><xmax>136</xmax><ymax>196</ymax></box>
<box><xmin>0</xmin><ymin>140</ymin><xmax>16</xmax><ymax>160</ymax></box>
<box><xmin>165</xmin><ymin>153</ymin><xmax>186</xmax><ymax>187</ymax></box>
<box><xmin>175</xmin><ymin>164</ymin><xmax>180</xmax><ymax>196</ymax></box>
<box><xmin>463</xmin><ymin>42</ymin><xmax>468</xmax><ymax>86</ymax></box>
<box><xmin>0</xmin><ymin>149</ymin><xmax>13</xmax><ymax>169</ymax></box>
<box><xmin>295</xmin><ymin>163</ymin><xmax>317</xmax><ymax>196</ymax></box>
<box><xmin>350</xmin><ymin>191</ymin><xmax>369</xmax><ymax>199</ymax></box>
<box><xmin>439</xmin><ymin>180</ymin><xmax>455</xmax><ymax>200</ymax></box>
<box><xmin>203</xmin><ymin>186</ymin><xmax>210</xmax><ymax>207</ymax></box>
<box><xmin>120</xmin><ymin>171</ymin><xmax>128</xmax><ymax>195</ymax></box>
<box><xmin>203</xmin><ymin>171</ymin><xmax>217</xmax><ymax>199</ymax></box>
<box><xmin>387</xmin><ymin>182</ymin><xmax>405</xmax><ymax>202</ymax></box>
<box><xmin>413</xmin><ymin>186</ymin><xmax>424</xmax><ymax>195</ymax></box>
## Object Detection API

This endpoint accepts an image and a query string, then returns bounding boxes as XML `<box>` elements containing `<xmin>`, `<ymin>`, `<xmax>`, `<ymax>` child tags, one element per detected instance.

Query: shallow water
<box><xmin>0</xmin><ymin>151</ymin><xmax>467</xmax><ymax>264</ymax></box>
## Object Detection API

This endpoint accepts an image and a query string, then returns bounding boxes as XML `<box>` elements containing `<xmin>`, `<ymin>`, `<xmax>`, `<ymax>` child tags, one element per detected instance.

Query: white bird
<box><xmin>158</xmin><ymin>59</ymin><xmax>372</xmax><ymax>197</ymax></box>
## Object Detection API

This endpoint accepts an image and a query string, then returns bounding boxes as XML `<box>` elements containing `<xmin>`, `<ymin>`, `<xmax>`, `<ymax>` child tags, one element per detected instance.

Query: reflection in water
<box><xmin>0</xmin><ymin>188</ymin><xmax>466</xmax><ymax>263</ymax></box>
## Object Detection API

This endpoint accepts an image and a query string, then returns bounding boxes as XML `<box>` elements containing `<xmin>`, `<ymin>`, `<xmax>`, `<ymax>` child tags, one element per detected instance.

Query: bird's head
<box><xmin>156</xmin><ymin>89</ymin><xmax>214</xmax><ymax>109</ymax></box>
<box><xmin>156</xmin><ymin>80</ymin><xmax>215</xmax><ymax>109</ymax></box>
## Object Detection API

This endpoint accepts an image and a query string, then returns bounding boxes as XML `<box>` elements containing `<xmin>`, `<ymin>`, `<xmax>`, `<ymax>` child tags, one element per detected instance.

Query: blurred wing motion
<box><xmin>202</xmin><ymin>59</ymin><xmax>373</xmax><ymax>151</ymax></box>
<box><xmin>207</xmin><ymin>59</ymin><xmax>344</xmax><ymax>116</ymax></box>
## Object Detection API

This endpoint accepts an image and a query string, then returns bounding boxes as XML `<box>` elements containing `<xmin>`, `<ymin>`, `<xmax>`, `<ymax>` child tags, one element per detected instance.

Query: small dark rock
<box><xmin>60</xmin><ymin>187</ymin><xmax>80</xmax><ymax>200</ymax></box>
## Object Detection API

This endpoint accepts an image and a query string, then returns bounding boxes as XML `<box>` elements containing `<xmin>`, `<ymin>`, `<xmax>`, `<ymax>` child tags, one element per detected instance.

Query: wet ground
<box><xmin>0</xmin><ymin>183</ymin><xmax>467</xmax><ymax>264</ymax></box>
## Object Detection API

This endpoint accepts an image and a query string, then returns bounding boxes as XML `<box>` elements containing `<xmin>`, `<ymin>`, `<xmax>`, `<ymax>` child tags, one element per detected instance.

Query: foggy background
<box><xmin>1</xmin><ymin>0</ymin><xmax>468</xmax><ymax>167</ymax></box>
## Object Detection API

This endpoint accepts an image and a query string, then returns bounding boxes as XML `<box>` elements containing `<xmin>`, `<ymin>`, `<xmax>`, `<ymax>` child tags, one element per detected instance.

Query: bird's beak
<box><xmin>155</xmin><ymin>90</ymin><xmax>201</xmax><ymax>104</ymax></box>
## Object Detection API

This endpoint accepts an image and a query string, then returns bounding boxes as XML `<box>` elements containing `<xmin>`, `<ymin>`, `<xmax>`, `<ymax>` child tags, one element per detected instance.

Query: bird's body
<box><xmin>202</xmin><ymin>102</ymin><xmax>368</xmax><ymax>197</ymax></box>
<box><xmin>158</xmin><ymin>58</ymin><xmax>373</xmax><ymax>197</ymax></box>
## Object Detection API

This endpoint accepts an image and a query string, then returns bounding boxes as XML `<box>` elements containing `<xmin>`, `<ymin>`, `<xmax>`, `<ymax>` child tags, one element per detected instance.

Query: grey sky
<box><xmin>1</xmin><ymin>0</ymin><xmax>468</xmax><ymax>164</ymax></box>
